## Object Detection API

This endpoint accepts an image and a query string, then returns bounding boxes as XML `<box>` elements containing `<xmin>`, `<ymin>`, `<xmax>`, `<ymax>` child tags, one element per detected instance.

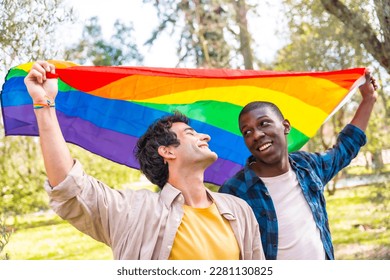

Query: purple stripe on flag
<box><xmin>3</xmin><ymin>105</ymin><xmax>243</xmax><ymax>185</ymax></box>
<box><xmin>204</xmin><ymin>158</ymin><xmax>244</xmax><ymax>186</ymax></box>
<box><xmin>3</xmin><ymin>105</ymin><xmax>139</xmax><ymax>167</ymax></box>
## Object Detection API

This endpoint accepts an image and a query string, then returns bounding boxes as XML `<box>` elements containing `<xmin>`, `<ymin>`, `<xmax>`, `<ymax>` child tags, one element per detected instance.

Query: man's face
<box><xmin>239</xmin><ymin>107</ymin><xmax>290</xmax><ymax>167</ymax></box>
<box><xmin>169</xmin><ymin>122</ymin><xmax>218</xmax><ymax>167</ymax></box>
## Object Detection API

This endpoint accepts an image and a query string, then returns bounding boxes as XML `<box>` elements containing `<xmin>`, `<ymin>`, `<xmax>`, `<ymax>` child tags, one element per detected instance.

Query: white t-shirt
<box><xmin>260</xmin><ymin>169</ymin><xmax>326</xmax><ymax>260</ymax></box>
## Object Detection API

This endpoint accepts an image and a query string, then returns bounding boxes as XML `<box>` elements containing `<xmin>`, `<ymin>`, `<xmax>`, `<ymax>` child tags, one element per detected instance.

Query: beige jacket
<box><xmin>44</xmin><ymin>160</ymin><xmax>265</xmax><ymax>260</ymax></box>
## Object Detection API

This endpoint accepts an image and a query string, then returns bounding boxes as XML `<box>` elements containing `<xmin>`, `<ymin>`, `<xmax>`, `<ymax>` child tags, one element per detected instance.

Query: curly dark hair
<box><xmin>134</xmin><ymin>112</ymin><xmax>189</xmax><ymax>189</ymax></box>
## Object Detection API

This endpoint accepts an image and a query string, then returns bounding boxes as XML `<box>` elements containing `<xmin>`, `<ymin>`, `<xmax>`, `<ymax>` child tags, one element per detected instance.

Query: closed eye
<box><xmin>184</xmin><ymin>127</ymin><xmax>196</xmax><ymax>136</ymax></box>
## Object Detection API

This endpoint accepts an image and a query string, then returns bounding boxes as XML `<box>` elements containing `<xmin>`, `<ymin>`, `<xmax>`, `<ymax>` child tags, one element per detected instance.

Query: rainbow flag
<box><xmin>1</xmin><ymin>60</ymin><xmax>365</xmax><ymax>185</ymax></box>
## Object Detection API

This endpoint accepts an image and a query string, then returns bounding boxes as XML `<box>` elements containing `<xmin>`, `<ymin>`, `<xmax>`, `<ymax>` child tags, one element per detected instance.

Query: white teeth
<box><xmin>259</xmin><ymin>143</ymin><xmax>272</xmax><ymax>151</ymax></box>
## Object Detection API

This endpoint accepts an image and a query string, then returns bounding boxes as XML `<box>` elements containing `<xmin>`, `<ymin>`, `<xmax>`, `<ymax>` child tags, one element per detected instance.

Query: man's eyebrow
<box><xmin>239</xmin><ymin>115</ymin><xmax>269</xmax><ymax>131</ymax></box>
<box><xmin>184</xmin><ymin>127</ymin><xmax>195</xmax><ymax>132</ymax></box>
<box><xmin>239</xmin><ymin>124</ymin><xmax>247</xmax><ymax>132</ymax></box>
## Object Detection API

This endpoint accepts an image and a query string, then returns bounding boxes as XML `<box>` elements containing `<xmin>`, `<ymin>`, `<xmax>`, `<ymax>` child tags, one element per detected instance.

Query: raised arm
<box><xmin>350</xmin><ymin>68</ymin><xmax>378</xmax><ymax>132</ymax></box>
<box><xmin>24</xmin><ymin>61</ymin><xmax>74</xmax><ymax>187</ymax></box>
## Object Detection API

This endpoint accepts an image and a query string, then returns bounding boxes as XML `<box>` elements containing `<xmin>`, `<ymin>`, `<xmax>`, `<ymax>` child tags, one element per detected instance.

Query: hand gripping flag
<box><xmin>0</xmin><ymin>60</ymin><xmax>366</xmax><ymax>185</ymax></box>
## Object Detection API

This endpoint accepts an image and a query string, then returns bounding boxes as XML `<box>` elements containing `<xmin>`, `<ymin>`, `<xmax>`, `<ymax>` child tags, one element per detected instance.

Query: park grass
<box><xmin>345</xmin><ymin>164</ymin><xmax>390</xmax><ymax>176</ymax></box>
<box><xmin>327</xmin><ymin>183</ymin><xmax>390</xmax><ymax>259</ymax></box>
<box><xmin>3</xmin><ymin>184</ymin><xmax>390</xmax><ymax>260</ymax></box>
<box><xmin>4</xmin><ymin>212</ymin><xmax>112</xmax><ymax>260</ymax></box>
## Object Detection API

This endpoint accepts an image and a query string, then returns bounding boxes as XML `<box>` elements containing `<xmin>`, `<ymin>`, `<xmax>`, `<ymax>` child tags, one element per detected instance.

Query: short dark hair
<box><xmin>134</xmin><ymin>111</ymin><xmax>189</xmax><ymax>189</ymax></box>
<box><xmin>239</xmin><ymin>101</ymin><xmax>285</xmax><ymax>121</ymax></box>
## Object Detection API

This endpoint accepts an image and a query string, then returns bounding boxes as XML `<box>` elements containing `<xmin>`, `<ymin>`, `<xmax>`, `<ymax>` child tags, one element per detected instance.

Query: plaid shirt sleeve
<box><xmin>298</xmin><ymin>124</ymin><xmax>367</xmax><ymax>187</ymax></box>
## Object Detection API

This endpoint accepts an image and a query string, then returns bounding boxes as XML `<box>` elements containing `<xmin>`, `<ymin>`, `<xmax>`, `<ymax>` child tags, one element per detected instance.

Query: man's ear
<box><xmin>283</xmin><ymin>119</ymin><xmax>291</xmax><ymax>135</ymax></box>
<box><xmin>157</xmin><ymin>146</ymin><xmax>176</xmax><ymax>161</ymax></box>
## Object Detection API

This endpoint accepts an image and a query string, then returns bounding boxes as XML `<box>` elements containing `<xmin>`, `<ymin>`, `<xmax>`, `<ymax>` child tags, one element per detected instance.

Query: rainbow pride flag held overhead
<box><xmin>1</xmin><ymin>60</ymin><xmax>366</xmax><ymax>185</ymax></box>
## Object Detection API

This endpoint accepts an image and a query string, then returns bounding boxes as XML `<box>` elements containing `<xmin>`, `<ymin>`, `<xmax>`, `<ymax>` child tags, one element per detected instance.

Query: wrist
<box><xmin>361</xmin><ymin>94</ymin><xmax>377</xmax><ymax>104</ymax></box>
<box><xmin>33</xmin><ymin>95</ymin><xmax>55</xmax><ymax>110</ymax></box>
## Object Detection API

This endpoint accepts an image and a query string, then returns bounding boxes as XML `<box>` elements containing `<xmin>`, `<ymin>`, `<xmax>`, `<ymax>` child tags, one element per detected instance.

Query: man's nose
<box><xmin>199</xmin><ymin>133</ymin><xmax>211</xmax><ymax>142</ymax></box>
<box><xmin>253</xmin><ymin>129</ymin><xmax>265</xmax><ymax>140</ymax></box>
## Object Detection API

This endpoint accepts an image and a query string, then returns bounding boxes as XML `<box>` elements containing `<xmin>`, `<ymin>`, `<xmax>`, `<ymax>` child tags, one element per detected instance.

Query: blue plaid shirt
<box><xmin>219</xmin><ymin>124</ymin><xmax>366</xmax><ymax>260</ymax></box>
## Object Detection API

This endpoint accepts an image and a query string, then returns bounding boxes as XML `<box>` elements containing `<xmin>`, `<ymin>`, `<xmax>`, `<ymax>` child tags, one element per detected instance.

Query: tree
<box><xmin>0</xmin><ymin>0</ymin><xmax>75</xmax><ymax>215</ymax></box>
<box><xmin>275</xmin><ymin>0</ymin><xmax>373</xmax><ymax>71</ymax></box>
<box><xmin>67</xmin><ymin>145</ymin><xmax>142</xmax><ymax>192</ymax></box>
<box><xmin>1</xmin><ymin>2</ymin><xmax>145</xmax><ymax>217</ymax></box>
<box><xmin>321</xmin><ymin>0</ymin><xmax>390</xmax><ymax>132</ymax></box>
<box><xmin>0</xmin><ymin>134</ymin><xmax>49</xmax><ymax>215</ymax></box>
<box><xmin>0</xmin><ymin>215</ymin><xmax>11</xmax><ymax>260</ymax></box>
<box><xmin>144</xmin><ymin>0</ymin><xmax>257</xmax><ymax>69</ymax></box>
<box><xmin>319</xmin><ymin>0</ymin><xmax>389</xmax><ymax>74</ymax></box>
<box><xmin>232</xmin><ymin>0</ymin><xmax>254</xmax><ymax>69</ymax></box>
<box><xmin>64</xmin><ymin>16</ymin><xmax>144</xmax><ymax>66</ymax></box>
<box><xmin>64</xmin><ymin>16</ymin><xmax>145</xmax><ymax>188</ymax></box>
<box><xmin>276</xmin><ymin>0</ymin><xmax>390</xmax><ymax>189</ymax></box>
<box><xmin>276</xmin><ymin>0</ymin><xmax>389</xmax><ymax>109</ymax></box>
<box><xmin>0</xmin><ymin>0</ymin><xmax>74</xmax><ymax>70</ymax></box>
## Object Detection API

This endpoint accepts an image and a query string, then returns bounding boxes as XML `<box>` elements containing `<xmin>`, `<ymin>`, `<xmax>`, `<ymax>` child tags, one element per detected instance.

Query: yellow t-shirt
<box><xmin>169</xmin><ymin>203</ymin><xmax>240</xmax><ymax>260</ymax></box>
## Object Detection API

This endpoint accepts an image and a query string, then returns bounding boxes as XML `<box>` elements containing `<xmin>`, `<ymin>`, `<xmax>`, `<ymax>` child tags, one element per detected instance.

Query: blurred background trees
<box><xmin>274</xmin><ymin>0</ymin><xmax>389</xmax><ymax>193</ymax></box>
<box><xmin>64</xmin><ymin>16</ymin><xmax>144</xmax><ymax>65</ymax></box>
<box><xmin>0</xmin><ymin>0</ymin><xmax>143</xmax><ymax>218</ymax></box>
<box><xmin>1</xmin><ymin>0</ymin><xmax>75</xmax><ymax>216</ymax></box>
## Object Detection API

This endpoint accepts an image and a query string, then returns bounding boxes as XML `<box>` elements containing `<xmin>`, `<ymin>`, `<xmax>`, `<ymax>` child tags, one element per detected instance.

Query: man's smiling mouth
<box><xmin>259</xmin><ymin>142</ymin><xmax>272</xmax><ymax>151</ymax></box>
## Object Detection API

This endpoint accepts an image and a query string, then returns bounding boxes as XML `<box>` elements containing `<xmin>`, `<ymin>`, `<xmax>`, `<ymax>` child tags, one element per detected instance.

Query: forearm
<box><xmin>349</xmin><ymin>95</ymin><xmax>376</xmax><ymax>132</ymax></box>
<box><xmin>35</xmin><ymin>107</ymin><xmax>74</xmax><ymax>187</ymax></box>
<box><xmin>350</xmin><ymin>68</ymin><xmax>378</xmax><ymax>131</ymax></box>
<box><xmin>315</xmin><ymin>124</ymin><xmax>366</xmax><ymax>184</ymax></box>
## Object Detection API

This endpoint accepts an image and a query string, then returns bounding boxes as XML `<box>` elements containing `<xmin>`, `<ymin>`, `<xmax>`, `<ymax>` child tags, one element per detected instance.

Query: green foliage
<box><xmin>0</xmin><ymin>0</ymin><xmax>144</xmax><ymax>219</ymax></box>
<box><xmin>68</xmin><ymin>144</ymin><xmax>142</xmax><ymax>190</ymax></box>
<box><xmin>0</xmin><ymin>127</ymin><xmax>142</xmax><ymax>216</ymax></box>
<box><xmin>0</xmin><ymin>0</ymin><xmax>74</xmax><ymax>214</ymax></box>
<box><xmin>0</xmin><ymin>131</ymin><xmax>49</xmax><ymax>215</ymax></box>
<box><xmin>64</xmin><ymin>16</ymin><xmax>144</xmax><ymax>66</ymax></box>
<box><xmin>276</xmin><ymin>0</ymin><xmax>372</xmax><ymax>71</ymax></box>
<box><xmin>144</xmin><ymin>0</ymin><xmax>256</xmax><ymax>68</ymax></box>
<box><xmin>0</xmin><ymin>215</ymin><xmax>12</xmax><ymax>260</ymax></box>
<box><xmin>277</xmin><ymin>0</ymin><xmax>389</xmax><ymax>73</ymax></box>
<box><xmin>0</xmin><ymin>0</ymin><xmax>75</xmax><ymax>68</ymax></box>
<box><xmin>327</xmin><ymin>183</ymin><xmax>390</xmax><ymax>259</ymax></box>
<box><xmin>345</xmin><ymin>164</ymin><xmax>390</xmax><ymax>176</ymax></box>
<box><xmin>5</xmin><ymin>212</ymin><xmax>112</xmax><ymax>260</ymax></box>
<box><xmin>205</xmin><ymin>183</ymin><xmax>219</xmax><ymax>192</ymax></box>
<box><xmin>363</xmin><ymin>109</ymin><xmax>390</xmax><ymax>171</ymax></box>
<box><xmin>4</xmin><ymin>183</ymin><xmax>389</xmax><ymax>259</ymax></box>
<box><xmin>276</xmin><ymin>0</ymin><xmax>390</xmax><ymax>181</ymax></box>
<box><xmin>319</xmin><ymin>0</ymin><xmax>390</xmax><ymax>73</ymax></box>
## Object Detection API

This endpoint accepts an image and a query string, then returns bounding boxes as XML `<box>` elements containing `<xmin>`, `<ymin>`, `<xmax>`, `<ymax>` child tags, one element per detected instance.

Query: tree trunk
<box><xmin>320</xmin><ymin>0</ymin><xmax>390</xmax><ymax>74</ymax></box>
<box><xmin>372</xmin><ymin>150</ymin><xmax>385</xmax><ymax>171</ymax></box>
<box><xmin>232</xmin><ymin>0</ymin><xmax>254</xmax><ymax>69</ymax></box>
<box><xmin>326</xmin><ymin>172</ymin><xmax>343</xmax><ymax>195</ymax></box>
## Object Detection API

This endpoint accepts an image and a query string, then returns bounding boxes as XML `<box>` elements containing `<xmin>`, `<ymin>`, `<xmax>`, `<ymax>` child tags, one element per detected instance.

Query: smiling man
<box><xmin>219</xmin><ymin>69</ymin><xmax>378</xmax><ymax>260</ymax></box>
<box><xmin>24</xmin><ymin>61</ymin><xmax>264</xmax><ymax>260</ymax></box>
